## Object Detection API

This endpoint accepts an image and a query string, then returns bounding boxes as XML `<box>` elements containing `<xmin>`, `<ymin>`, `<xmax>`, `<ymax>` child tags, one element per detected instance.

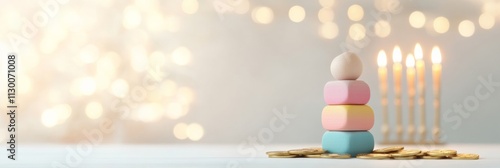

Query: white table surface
<box><xmin>0</xmin><ymin>144</ymin><xmax>498</xmax><ymax>168</ymax></box>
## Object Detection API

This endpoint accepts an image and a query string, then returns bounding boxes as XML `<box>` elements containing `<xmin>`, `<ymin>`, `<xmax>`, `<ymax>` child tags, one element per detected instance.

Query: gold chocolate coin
<box><xmin>373</xmin><ymin>146</ymin><xmax>404</xmax><ymax>153</ymax></box>
<box><xmin>288</xmin><ymin>147</ymin><xmax>325</xmax><ymax>155</ymax></box>
<box><xmin>268</xmin><ymin>155</ymin><xmax>297</xmax><ymax>158</ymax></box>
<box><xmin>427</xmin><ymin>149</ymin><xmax>457</xmax><ymax>157</ymax></box>
<box><xmin>393</xmin><ymin>156</ymin><xmax>417</xmax><ymax>160</ymax></box>
<box><xmin>451</xmin><ymin>153</ymin><xmax>479</xmax><ymax>160</ymax></box>
<box><xmin>320</xmin><ymin>153</ymin><xmax>351</xmax><ymax>159</ymax></box>
<box><xmin>390</xmin><ymin>149</ymin><xmax>421</xmax><ymax>157</ymax></box>
<box><xmin>266</xmin><ymin>151</ymin><xmax>291</xmax><ymax>156</ymax></box>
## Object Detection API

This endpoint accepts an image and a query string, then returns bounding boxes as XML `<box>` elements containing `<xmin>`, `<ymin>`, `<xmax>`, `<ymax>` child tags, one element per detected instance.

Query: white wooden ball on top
<box><xmin>330</xmin><ymin>52</ymin><xmax>363</xmax><ymax>80</ymax></box>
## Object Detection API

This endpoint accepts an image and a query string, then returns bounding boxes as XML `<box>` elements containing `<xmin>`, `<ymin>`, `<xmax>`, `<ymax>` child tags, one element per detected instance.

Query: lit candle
<box><xmin>431</xmin><ymin>46</ymin><xmax>442</xmax><ymax>143</ymax></box>
<box><xmin>406</xmin><ymin>54</ymin><xmax>416</xmax><ymax>142</ymax></box>
<box><xmin>377</xmin><ymin>50</ymin><xmax>389</xmax><ymax>143</ymax></box>
<box><xmin>392</xmin><ymin>46</ymin><xmax>403</xmax><ymax>142</ymax></box>
<box><xmin>414</xmin><ymin>43</ymin><xmax>426</xmax><ymax>142</ymax></box>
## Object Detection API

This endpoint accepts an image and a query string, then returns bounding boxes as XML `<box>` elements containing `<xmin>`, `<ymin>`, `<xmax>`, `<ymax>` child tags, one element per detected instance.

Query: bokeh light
<box><xmin>165</xmin><ymin>101</ymin><xmax>186</xmax><ymax>119</ymax></box>
<box><xmin>289</xmin><ymin>5</ymin><xmax>306</xmax><ymax>23</ymax></box>
<box><xmin>347</xmin><ymin>4</ymin><xmax>364</xmax><ymax>21</ymax></box>
<box><xmin>123</xmin><ymin>5</ymin><xmax>142</xmax><ymax>29</ymax></box>
<box><xmin>318</xmin><ymin>8</ymin><xmax>334</xmax><ymax>23</ymax></box>
<box><xmin>41</xmin><ymin>109</ymin><xmax>58</xmax><ymax>128</ymax></box>
<box><xmin>375</xmin><ymin>20</ymin><xmax>391</xmax><ymax>38</ymax></box>
<box><xmin>41</xmin><ymin>104</ymin><xmax>72</xmax><ymax>128</ymax></box>
<box><xmin>458</xmin><ymin>20</ymin><xmax>475</xmax><ymax>37</ymax></box>
<box><xmin>81</xmin><ymin>77</ymin><xmax>97</xmax><ymax>96</ymax></box>
<box><xmin>433</xmin><ymin>16</ymin><xmax>450</xmax><ymax>34</ymax></box>
<box><xmin>79</xmin><ymin>44</ymin><xmax>100</xmax><ymax>64</ymax></box>
<box><xmin>173</xmin><ymin>123</ymin><xmax>188</xmax><ymax>140</ymax></box>
<box><xmin>71</xmin><ymin>77</ymin><xmax>97</xmax><ymax>96</ymax></box>
<box><xmin>252</xmin><ymin>7</ymin><xmax>274</xmax><ymax>24</ymax></box>
<box><xmin>96</xmin><ymin>52</ymin><xmax>121</xmax><ymax>89</ymax></box>
<box><xmin>349</xmin><ymin>23</ymin><xmax>366</xmax><ymax>40</ymax></box>
<box><xmin>130</xmin><ymin>46</ymin><xmax>149</xmax><ymax>72</ymax></box>
<box><xmin>409</xmin><ymin>11</ymin><xmax>426</xmax><ymax>28</ymax></box>
<box><xmin>319</xmin><ymin>22</ymin><xmax>339</xmax><ymax>39</ymax></box>
<box><xmin>111</xmin><ymin>79</ymin><xmax>130</xmax><ymax>98</ymax></box>
<box><xmin>479</xmin><ymin>13</ymin><xmax>495</xmax><ymax>29</ymax></box>
<box><xmin>172</xmin><ymin>46</ymin><xmax>192</xmax><ymax>66</ymax></box>
<box><xmin>186</xmin><ymin>123</ymin><xmax>204</xmax><ymax>141</ymax></box>
<box><xmin>482</xmin><ymin>1</ymin><xmax>498</xmax><ymax>15</ymax></box>
<box><xmin>134</xmin><ymin>103</ymin><xmax>163</xmax><ymax>122</ymax></box>
<box><xmin>0</xmin><ymin>0</ymin><xmax>203</xmax><ymax>143</ymax></box>
<box><xmin>182</xmin><ymin>0</ymin><xmax>199</xmax><ymax>14</ymax></box>
<box><xmin>85</xmin><ymin>101</ymin><xmax>103</xmax><ymax>119</ymax></box>
<box><xmin>19</xmin><ymin>75</ymin><xmax>32</xmax><ymax>94</ymax></box>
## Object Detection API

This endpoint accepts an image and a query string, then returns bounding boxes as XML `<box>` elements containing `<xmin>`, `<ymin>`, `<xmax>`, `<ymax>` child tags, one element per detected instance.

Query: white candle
<box><xmin>432</xmin><ymin>46</ymin><xmax>442</xmax><ymax>143</ymax></box>
<box><xmin>414</xmin><ymin>43</ymin><xmax>426</xmax><ymax>142</ymax></box>
<box><xmin>392</xmin><ymin>46</ymin><xmax>403</xmax><ymax>142</ymax></box>
<box><xmin>377</xmin><ymin>50</ymin><xmax>389</xmax><ymax>142</ymax></box>
<box><xmin>406</xmin><ymin>54</ymin><xmax>416</xmax><ymax>142</ymax></box>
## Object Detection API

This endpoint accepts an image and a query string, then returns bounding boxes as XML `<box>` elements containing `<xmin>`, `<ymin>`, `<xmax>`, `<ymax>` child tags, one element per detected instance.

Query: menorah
<box><xmin>377</xmin><ymin>44</ymin><xmax>443</xmax><ymax>145</ymax></box>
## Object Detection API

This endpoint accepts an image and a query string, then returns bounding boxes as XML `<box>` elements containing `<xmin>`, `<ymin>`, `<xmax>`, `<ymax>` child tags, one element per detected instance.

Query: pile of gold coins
<box><xmin>266</xmin><ymin>146</ymin><xmax>479</xmax><ymax>160</ymax></box>
<box><xmin>266</xmin><ymin>147</ymin><xmax>351</xmax><ymax>159</ymax></box>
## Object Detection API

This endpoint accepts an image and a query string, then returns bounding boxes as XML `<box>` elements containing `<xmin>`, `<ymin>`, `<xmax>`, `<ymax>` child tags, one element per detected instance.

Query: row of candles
<box><xmin>377</xmin><ymin>43</ymin><xmax>442</xmax><ymax>143</ymax></box>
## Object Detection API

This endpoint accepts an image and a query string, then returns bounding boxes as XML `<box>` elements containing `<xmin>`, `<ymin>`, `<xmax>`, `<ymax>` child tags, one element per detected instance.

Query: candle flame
<box><xmin>414</xmin><ymin>43</ymin><xmax>423</xmax><ymax>60</ymax></box>
<box><xmin>392</xmin><ymin>46</ymin><xmax>402</xmax><ymax>63</ymax></box>
<box><xmin>377</xmin><ymin>50</ymin><xmax>387</xmax><ymax>67</ymax></box>
<box><xmin>431</xmin><ymin>46</ymin><xmax>442</xmax><ymax>64</ymax></box>
<box><xmin>406</xmin><ymin>54</ymin><xmax>415</xmax><ymax>67</ymax></box>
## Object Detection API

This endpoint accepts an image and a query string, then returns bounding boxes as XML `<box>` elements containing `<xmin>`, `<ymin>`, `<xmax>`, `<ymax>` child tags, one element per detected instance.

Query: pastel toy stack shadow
<box><xmin>321</xmin><ymin>52</ymin><xmax>375</xmax><ymax>156</ymax></box>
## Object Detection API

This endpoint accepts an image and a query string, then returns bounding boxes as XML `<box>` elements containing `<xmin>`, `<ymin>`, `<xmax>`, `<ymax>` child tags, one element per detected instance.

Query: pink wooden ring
<box><xmin>324</xmin><ymin>80</ymin><xmax>370</xmax><ymax>105</ymax></box>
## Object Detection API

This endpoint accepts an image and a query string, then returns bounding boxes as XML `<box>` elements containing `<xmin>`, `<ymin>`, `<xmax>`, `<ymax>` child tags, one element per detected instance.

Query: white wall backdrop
<box><xmin>0</xmin><ymin>0</ymin><xmax>499</xmax><ymax>144</ymax></box>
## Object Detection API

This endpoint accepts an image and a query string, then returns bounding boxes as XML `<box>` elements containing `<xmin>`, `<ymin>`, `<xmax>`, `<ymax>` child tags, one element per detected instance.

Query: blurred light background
<box><xmin>0</xmin><ymin>0</ymin><xmax>499</xmax><ymax>144</ymax></box>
